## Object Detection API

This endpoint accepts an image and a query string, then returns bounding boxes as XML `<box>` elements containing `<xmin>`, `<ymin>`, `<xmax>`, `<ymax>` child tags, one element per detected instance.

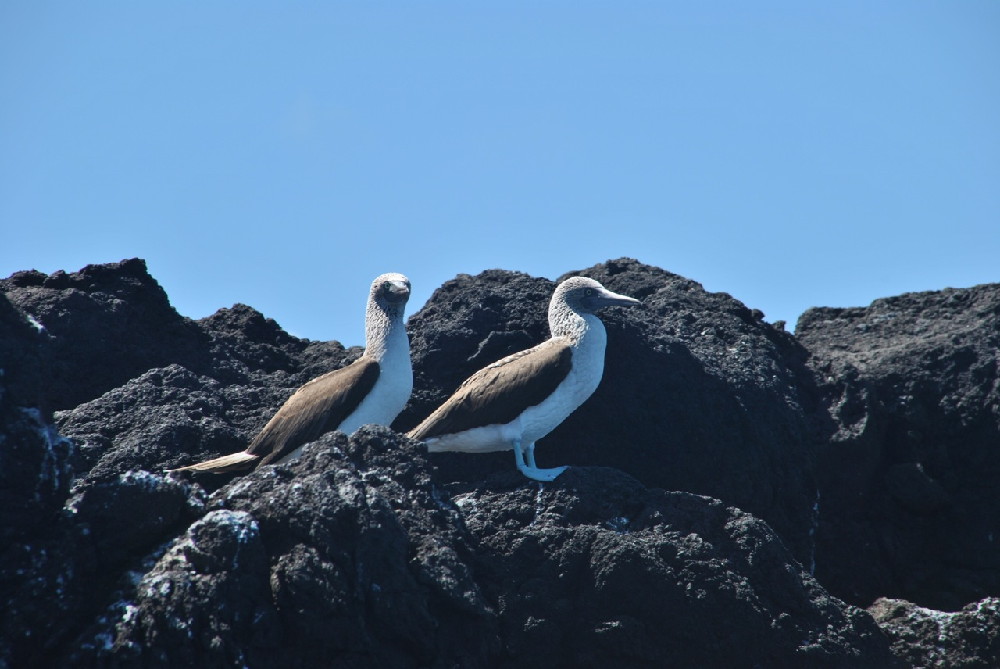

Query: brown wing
<box><xmin>250</xmin><ymin>357</ymin><xmax>380</xmax><ymax>466</ymax></box>
<box><xmin>409</xmin><ymin>339</ymin><xmax>572</xmax><ymax>440</ymax></box>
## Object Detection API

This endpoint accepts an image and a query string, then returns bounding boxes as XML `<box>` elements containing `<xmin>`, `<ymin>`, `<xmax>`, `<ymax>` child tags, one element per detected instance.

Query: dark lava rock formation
<box><xmin>869</xmin><ymin>597</ymin><xmax>1000</xmax><ymax>668</ymax></box>
<box><xmin>2</xmin><ymin>257</ymin><xmax>998</xmax><ymax>667</ymax></box>
<box><xmin>798</xmin><ymin>286</ymin><xmax>1000</xmax><ymax>611</ymax></box>
<box><xmin>65</xmin><ymin>430</ymin><xmax>895</xmax><ymax>668</ymax></box>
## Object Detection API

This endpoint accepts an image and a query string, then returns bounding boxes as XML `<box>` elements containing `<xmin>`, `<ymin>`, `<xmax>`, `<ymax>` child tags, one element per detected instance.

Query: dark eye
<box><xmin>585</xmin><ymin>288</ymin><xmax>595</xmax><ymax>297</ymax></box>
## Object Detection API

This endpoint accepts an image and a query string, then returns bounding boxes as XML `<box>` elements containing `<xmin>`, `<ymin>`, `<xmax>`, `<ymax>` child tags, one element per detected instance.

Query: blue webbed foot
<box><xmin>515</xmin><ymin>441</ymin><xmax>568</xmax><ymax>481</ymax></box>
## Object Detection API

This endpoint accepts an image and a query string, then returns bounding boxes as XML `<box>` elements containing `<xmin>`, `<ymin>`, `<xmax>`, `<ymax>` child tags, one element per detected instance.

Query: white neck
<box><xmin>571</xmin><ymin>312</ymin><xmax>607</xmax><ymax>360</ymax></box>
<box><xmin>549</xmin><ymin>300</ymin><xmax>608</xmax><ymax>394</ymax></box>
<box><xmin>549</xmin><ymin>298</ymin><xmax>599</xmax><ymax>345</ymax></box>
<box><xmin>364</xmin><ymin>299</ymin><xmax>408</xmax><ymax>363</ymax></box>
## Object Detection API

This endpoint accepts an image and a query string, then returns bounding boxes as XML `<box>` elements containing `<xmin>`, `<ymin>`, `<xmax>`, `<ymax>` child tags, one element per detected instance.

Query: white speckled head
<box><xmin>554</xmin><ymin>276</ymin><xmax>640</xmax><ymax>313</ymax></box>
<box><xmin>548</xmin><ymin>276</ymin><xmax>639</xmax><ymax>340</ymax></box>
<box><xmin>370</xmin><ymin>272</ymin><xmax>411</xmax><ymax>316</ymax></box>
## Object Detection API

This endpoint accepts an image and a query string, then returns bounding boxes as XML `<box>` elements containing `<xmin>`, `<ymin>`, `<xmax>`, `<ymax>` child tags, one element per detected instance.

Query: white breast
<box><xmin>517</xmin><ymin>314</ymin><xmax>606</xmax><ymax>444</ymax></box>
<box><xmin>337</xmin><ymin>326</ymin><xmax>413</xmax><ymax>434</ymax></box>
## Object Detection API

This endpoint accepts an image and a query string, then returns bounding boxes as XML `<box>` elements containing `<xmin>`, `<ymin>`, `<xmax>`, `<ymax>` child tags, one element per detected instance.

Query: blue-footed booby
<box><xmin>172</xmin><ymin>273</ymin><xmax>412</xmax><ymax>473</ymax></box>
<box><xmin>408</xmin><ymin>276</ymin><xmax>640</xmax><ymax>481</ymax></box>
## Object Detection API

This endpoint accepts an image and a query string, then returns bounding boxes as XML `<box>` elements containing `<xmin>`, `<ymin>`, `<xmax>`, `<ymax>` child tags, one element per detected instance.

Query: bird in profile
<box><xmin>408</xmin><ymin>276</ymin><xmax>640</xmax><ymax>481</ymax></box>
<box><xmin>171</xmin><ymin>273</ymin><xmax>412</xmax><ymax>474</ymax></box>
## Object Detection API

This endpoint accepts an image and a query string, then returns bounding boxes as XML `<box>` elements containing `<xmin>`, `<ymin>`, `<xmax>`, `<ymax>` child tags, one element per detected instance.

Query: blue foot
<box><xmin>520</xmin><ymin>464</ymin><xmax>568</xmax><ymax>482</ymax></box>
<box><xmin>514</xmin><ymin>441</ymin><xmax>568</xmax><ymax>481</ymax></box>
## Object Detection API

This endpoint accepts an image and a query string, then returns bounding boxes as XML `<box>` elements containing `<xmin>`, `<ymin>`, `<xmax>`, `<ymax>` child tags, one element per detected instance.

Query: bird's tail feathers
<box><xmin>169</xmin><ymin>451</ymin><xmax>259</xmax><ymax>474</ymax></box>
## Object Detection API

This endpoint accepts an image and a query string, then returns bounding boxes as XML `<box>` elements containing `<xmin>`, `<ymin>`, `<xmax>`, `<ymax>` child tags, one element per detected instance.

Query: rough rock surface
<box><xmin>0</xmin><ymin>258</ymin><xmax>208</xmax><ymax>412</ymax></box>
<box><xmin>2</xmin><ymin>258</ymin><xmax>999</xmax><ymax>666</ymax></box>
<box><xmin>60</xmin><ymin>429</ymin><xmax>499</xmax><ymax>668</ymax></box>
<box><xmin>797</xmin><ymin>285</ymin><xmax>1000</xmax><ymax>611</ymax></box>
<box><xmin>0</xmin><ymin>259</ymin><xmax>356</xmax><ymax>415</ymax></box>
<box><xmin>869</xmin><ymin>597</ymin><xmax>1000</xmax><ymax>668</ymax></box>
<box><xmin>1</xmin><ymin>286</ymin><xmax>70</xmax><ymax>539</ymax></box>
<box><xmin>449</xmin><ymin>465</ymin><xmax>896</xmax><ymax>668</ymax></box>
<box><xmin>58</xmin><ymin>429</ymin><xmax>896</xmax><ymax>668</ymax></box>
<box><xmin>1</xmin><ymin>260</ymin><xmax>357</xmax><ymax>667</ymax></box>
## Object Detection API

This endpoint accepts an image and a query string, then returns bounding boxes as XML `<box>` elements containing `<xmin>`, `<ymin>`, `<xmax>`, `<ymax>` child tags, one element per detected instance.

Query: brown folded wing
<box><xmin>250</xmin><ymin>357</ymin><xmax>380</xmax><ymax>466</ymax></box>
<box><xmin>410</xmin><ymin>339</ymin><xmax>572</xmax><ymax>440</ymax></box>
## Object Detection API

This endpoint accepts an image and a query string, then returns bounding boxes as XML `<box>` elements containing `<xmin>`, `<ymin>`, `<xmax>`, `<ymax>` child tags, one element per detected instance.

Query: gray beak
<box><xmin>386</xmin><ymin>281</ymin><xmax>411</xmax><ymax>301</ymax></box>
<box><xmin>593</xmin><ymin>287</ymin><xmax>641</xmax><ymax>309</ymax></box>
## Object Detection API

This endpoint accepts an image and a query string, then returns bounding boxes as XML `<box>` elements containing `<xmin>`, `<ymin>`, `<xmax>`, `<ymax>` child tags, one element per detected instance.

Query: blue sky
<box><xmin>2</xmin><ymin>2</ymin><xmax>998</xmax><ymax>346</ymax></box>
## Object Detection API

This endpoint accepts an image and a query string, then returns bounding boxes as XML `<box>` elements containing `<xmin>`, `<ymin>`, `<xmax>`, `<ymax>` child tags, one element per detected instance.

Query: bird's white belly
<box><xmin>276</xmin><ymin>370</ymin><xmax>411</xmax><ymax>466</ymax></box>
<box><xmin>278</xmin><ymin>374</ymin><xmax>413</xmax><ymax>464</ymax></box>
<box><xmin>277</xmin><ymin>338</ymin><xmax>412</xmax><ymax>465</ymax></box>
<box><xmin>424</xmin><ymin>423</ymin><xmax>513</xmax><ymax>453</ymax></box>
<box><xmin>337</xmin><ymin>358</ymin><xmax>413</xmax><ymax>435</ymax></box>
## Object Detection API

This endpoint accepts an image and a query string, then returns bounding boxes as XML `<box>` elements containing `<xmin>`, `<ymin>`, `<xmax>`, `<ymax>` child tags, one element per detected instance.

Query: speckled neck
<box><xmin>549</xmin><ymin>294</ymin><xmax>597</xmax><ymax>344</ymax></box>
<box><xmin>364</xmin><ymin>298</ymin><xmax>407</xmax><ymax>361</ymax></box>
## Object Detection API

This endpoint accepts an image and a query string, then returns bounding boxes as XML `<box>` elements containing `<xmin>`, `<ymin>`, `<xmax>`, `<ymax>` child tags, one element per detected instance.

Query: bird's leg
<box><xmin>517</xmin><ymin>441</ymin><xmax>568</xmax><ymax>482</ymax></box>
<box><xmin>513</xmin><ymin>439</ymin><xmax>530</xmax><ymax>472</ymax></box>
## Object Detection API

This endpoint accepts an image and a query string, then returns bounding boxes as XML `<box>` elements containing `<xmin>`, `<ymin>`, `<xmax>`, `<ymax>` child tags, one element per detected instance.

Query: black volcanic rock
<box><xmin>196</xmin><ymin>303</ymin><xmax>353</xmax><ymax>385</ymax></box>
<box><xmin>1</xmin><ymin>467</ymin><xmax>205</xmax><ymax>668</ymax></box>
<box><xmin>797</xmin><ymin>284</ymin><xmax>1000</xmax><ymax>611</ymax></box>
<box><xmin>0</xmin><ymin>290</ymin><xmax>47</xmax><ymax>411</ymax></box>
<box><xmin>4</xmin><ymin>256</ymin><xmax>999</xmax><ymax>666</ymax></box>
<box><xmin>400</xmin><ymin>259</ymin><xmax>819</xmax><ymax>563</ymax></box>
<box><xmin>56</xmin><ymin>364</ymin><xmax>246</xmax><ymax>480</ymax></box>
<box><xmin>0</xmin><ymin>259</ymin><xmax>359</xmax><ymax>414</ymax></box>
<box><xmin>870</xmin><ymin>597</ymin><xmax>1000</xmax><ymax>667</ymax></box>
<box><xmin>450</xmin><ymin>466</ymin><xmax>897</xmax><ymax>668</ymax></box>
<box><xmin>60</xmin><ymin>429</ymin><xmax>499</xmax><ymax>668</ymax></box>
<box><xmin>0</xmin><ymin>402</ymin><xmax>74</xmax><ymax>547</ymax></box>
<box><xmin>55</xmin><ymin>428</ymin><xmax>896</xmax><ymax>668</ymax></box>
<box><xmin>0</xmin><ymin>259</ymin><xmax>360</xmax><ymax>483</ymax></box>
<box><xmin>0</xmin><ymin>258</ymin><xmax>209</xmax><ymax>411</ymax></box>
<box><xmin>0</xmin><ymin>289</ymin><xmax>75</xmax><ymax>552</ymax></box>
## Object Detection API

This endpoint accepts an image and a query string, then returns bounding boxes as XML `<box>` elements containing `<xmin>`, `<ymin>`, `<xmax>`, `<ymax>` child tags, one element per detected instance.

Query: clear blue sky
<box><xmin>3</xmin><ymin>2</ymin><xmax>998</xmax><ymax>345</ymax></box>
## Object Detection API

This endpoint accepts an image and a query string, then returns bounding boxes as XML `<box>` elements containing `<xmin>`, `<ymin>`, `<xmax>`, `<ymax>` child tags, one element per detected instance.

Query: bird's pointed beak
<box><xmin>595</xmin><ymin>287</ymin><xmax>641</xmax><ymax>308</ymax></box>
<box><xmin>385</xmin><ymin>280</ymin><xmax>411</xmax><ymax>302</ymax></box>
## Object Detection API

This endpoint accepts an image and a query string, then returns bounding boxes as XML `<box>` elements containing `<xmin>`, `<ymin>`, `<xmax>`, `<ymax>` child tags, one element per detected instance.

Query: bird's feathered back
<box><xmin>408</xmin><ymin>338</ymin><xmax>573</xmax><ymax>439</ymax></box>
<box><xmin>250</xmin><ymin>357</ymin><xmax>381</xmax><ymax>466</ymax></box>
